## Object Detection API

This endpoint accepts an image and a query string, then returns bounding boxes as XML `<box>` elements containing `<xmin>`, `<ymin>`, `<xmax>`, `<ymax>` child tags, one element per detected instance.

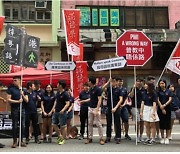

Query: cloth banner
<box><xmin>63</xmin><ymin>9</ymin><xmax>80</xmax><ymax>56</ymax></box>
<box><xmin>166</xmin><ymin>39</ymin><xmax>180</xmax><ymax>75</ymax></box>
<box><xmin>73</xmin><ymin>61</ymin><xmax>87</xmax><ymax>111</ymax></box>
<box><xmin>0</xmin><ymin>16</ymin><xmax>5</xmax><ymax>35</ymax></box>
<box><xmin>73</xmin><ymin>43</ymin><xmax>84</xmax><ymax>61</ymax></box>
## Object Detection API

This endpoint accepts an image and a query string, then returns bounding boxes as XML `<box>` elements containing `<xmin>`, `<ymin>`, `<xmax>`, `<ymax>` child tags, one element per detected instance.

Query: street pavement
<box><xmin>1</xmin><ymin>123</ymin><xmax>180</xmax><ymax>152</ymax></box>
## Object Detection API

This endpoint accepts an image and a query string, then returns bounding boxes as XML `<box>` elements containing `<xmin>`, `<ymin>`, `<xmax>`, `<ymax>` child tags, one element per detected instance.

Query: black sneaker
<box><xmin>144</xmin><ymin>139</ymin><xmax>150</xmax><ymax>145</ymax></box>
<box><xmin>35</xmin><ymin>138</ymin><xmax>41</xmax><ymax>144</ymax></box>
<box><xmin>0</xmin><ymin>143</ymin><xmax>5</xmax><ymax>148</ymax></box>
<box><xmin>26</xmin><ymin>138</ymin><xmax>30</xmax><ymax>144</ymax></box>
<box><xmin>105</xmin><ymin>137</ymin><xmax>111</xmax><ymax>143</ymax></box>
<box><xmin>147</xmin><ymin>139</ymin><xmax>155</xmax><ymax>146</ymax></box>
<box><xmin>125</xmin><ymin>134</ymin><xmax>132</xmax><ymax>140</ymax></box>
<box><xmin>78</xmin><ymin>135</ymin><xmax>84</xmax><ymax>140</ymax></box>
<box><xmin>48</xmin><ymin>138</ymin><xmax>52</xmax><ymax>143</ymax></box>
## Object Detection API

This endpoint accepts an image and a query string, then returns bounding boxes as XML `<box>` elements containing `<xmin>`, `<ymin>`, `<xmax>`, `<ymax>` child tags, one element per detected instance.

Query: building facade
<box><xmin>0</xmin><ymin>0</ymin><xmax>61</xmax><ymax>73</ymax></box>
<box><xmin>58</xmin><ymin>0</ymin><xmax>180</xmax><ymax>89</ymax></box>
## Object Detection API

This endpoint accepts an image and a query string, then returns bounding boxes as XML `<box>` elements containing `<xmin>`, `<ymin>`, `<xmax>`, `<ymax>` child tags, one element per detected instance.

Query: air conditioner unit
<box><xmin>35</xmin><ymin>0</ymin><xmax>47</xmax><ymax>9</ymax></box>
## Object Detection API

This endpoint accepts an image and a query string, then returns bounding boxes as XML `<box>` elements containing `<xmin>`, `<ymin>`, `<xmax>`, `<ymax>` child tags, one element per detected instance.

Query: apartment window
<box><xmin>3</xmin><ymin>1</ymin><xmax>52</xmax><ymax>23</ymax></box>
<box><xmin>76</xmin><ymin>6</ymin><xmax>169</xmax><ymax>29</ymax></box>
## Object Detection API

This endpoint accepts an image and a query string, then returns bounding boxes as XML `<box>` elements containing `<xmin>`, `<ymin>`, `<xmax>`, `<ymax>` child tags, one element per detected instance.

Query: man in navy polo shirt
<box><xmin>52</xmin><ymin>80</ymin><xmax>70</xmax><ymax>145</ymax></box>
<box><xmin>25</xmin><ymin>81</ymin><xmax>41</xmax><ymax>144</ymax></box>
<box><xmin>84</xmin><ymin>76</ymin><xmax>105</xmax><ymax>145</ymax></box>
<box><xmin>102</xmin><ymin>77</ymin><xmax>123</xmax><ymax>144</ymax></box>
<box><xmin>7</xmin><ymin>76</ymin><xmax>28</xmax><ymax>148</ymax></box>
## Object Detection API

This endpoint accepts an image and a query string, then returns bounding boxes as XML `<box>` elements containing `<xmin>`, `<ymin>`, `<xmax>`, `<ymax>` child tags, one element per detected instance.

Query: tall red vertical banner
<box><xmin>63</xmin><ymin>9</ymin><xmax>80</xmax><ymax>56</ymax></box>
<box><xmin>73</xmin><ymin>61</ymin><xmax>87</xmax><ymax>111</ymax></box>
<box><xmin>0</xmin><ymin>16</ymin><xmax>5</xmax><ymax>35</ymax></box>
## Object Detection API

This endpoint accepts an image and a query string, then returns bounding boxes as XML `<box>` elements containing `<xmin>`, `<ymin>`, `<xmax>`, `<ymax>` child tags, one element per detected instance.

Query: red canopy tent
<box><xmin>0</xmin><ymin>67</ymin><xmax>70</xmax><ymax>88</ymax></box>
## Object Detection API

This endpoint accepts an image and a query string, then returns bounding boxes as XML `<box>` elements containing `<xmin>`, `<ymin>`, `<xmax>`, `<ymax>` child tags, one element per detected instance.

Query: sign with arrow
<box><xmin>45</xmin><ymin>61</ymin><xmax>76</xmax><ymax>71</ymax></box>
<box><xmin>92</xmin><ymin>57</ymin><xmax>126</xmax><ymax>71</ymax></box>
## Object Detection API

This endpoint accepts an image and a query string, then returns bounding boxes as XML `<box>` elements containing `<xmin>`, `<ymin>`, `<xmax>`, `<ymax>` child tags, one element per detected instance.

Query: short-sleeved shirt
<box><xmin>67</xmin><ymin>95</ymin><xmax>74</xmax><ymax>110</ymax></box>
<box><xmin>142</xmin><ymin>91</ymin><xmax>157</xmax><ymax>106</ymax></box>
<box><xmin>7</xmin><ymin>85</ymin><xmax>26</xmax><ymax>110</ymax></box>
<box><xmin>171</xmin><ymin>93</ymin><xmax>180</xmax><ymax>111</ymax></box>
<box><xmin>119</xmin><ymin>86</ymin><xmax>128</xmax><ymax>103</ymax></box>
<box><xmin>89</xmin><ymin>86</ymin><xmax>102</xmax><ymax>108</ymax></box>
<box><xmin>24</xmin><ymin>91</ymin><xmax>37</xmax><ymax>114</ymax></box>
<box><xmin>34</xmin><ymin>89</ymin><xmax>44</xmax><ymax>108</ymax></box>
<box><xmin>42</xmin><ymin>93</ymin><xmax>56</xmax><ymax>113</ymax></box>
<box><xmin>157</xmin><ymin>89</ymin><xmax>173</xmax><ymax>105</ymax></box>
<box><xmin>55</xmin><ymin>91</ymin><xmax>70</xmax><ymax>112</ymax></box>
<box><xmin>131</xmin><ymin>87</ymin><xmax>145</xmax><ymax>108</ymax></box>
<box><xmin>79</xmin><ymin>90</ymin><xmax>90</xmax><ymax>110</ymax></box>
<box><xmin>107</xmin><ymin>86</ymin><xmax>122</xmax><ymax>108</ymax></box>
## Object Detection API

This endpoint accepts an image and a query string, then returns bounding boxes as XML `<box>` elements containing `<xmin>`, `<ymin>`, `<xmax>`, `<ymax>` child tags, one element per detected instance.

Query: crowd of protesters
<box><xmin>0</xmin><ymin>75</ymin><xmax>180</xmax><ymax>148</ymax></box>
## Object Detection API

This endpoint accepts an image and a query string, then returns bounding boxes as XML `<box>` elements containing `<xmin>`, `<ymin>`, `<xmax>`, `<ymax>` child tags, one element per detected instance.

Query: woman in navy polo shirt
<box><xmin>157</xmin><ymin>79</ymin><xmax>172</xmax><ymax>144</ymax></box>
<box><xmin>41</xmin><ymin>84</ymin><xmax>56</xmax><ymax>143</ymax></box>
<box><xmin>168</xmin><ymin>84</ymin><xmax>180</xmax><ymax>140</ymax></box>
<box><xmin>140</xmin><ymin>82</ymin><xmax>159</xmax><ymax>145</ymax></box>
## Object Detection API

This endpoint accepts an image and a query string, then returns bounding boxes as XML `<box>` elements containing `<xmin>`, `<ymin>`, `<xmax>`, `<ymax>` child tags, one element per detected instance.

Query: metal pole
<box><xmin>18</xmin><ymin>27</ymin><xmax>26</xmax><ymax>148</ymax></box>
<box><xmin>109</xmin><ymin>69</ymin><xmax>114</xmax><ymax>130</ymax></box>
<box><xmin>134</xmin><ymin>67</ymin><xmax>137</xmax><ymax>145</ymax></box>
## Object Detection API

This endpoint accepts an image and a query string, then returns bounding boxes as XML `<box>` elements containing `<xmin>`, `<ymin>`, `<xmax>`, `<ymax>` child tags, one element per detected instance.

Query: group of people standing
<box><xmin>0</xmin><ymin>75</ymin><xmax>180</xmax><ymax>148</ymax></box>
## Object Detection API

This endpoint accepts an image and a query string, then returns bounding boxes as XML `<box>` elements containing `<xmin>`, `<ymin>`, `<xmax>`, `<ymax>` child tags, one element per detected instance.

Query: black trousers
<box><xmin>25</xmin><ymin>113</ymin><xmax>38</xmax><ymax>139</ymax></box>
<box><xmin>11</xmin><ymin>108</ymin><xmax>25</xmax><ymax>140</ymax></box>
<box><xmin>106</xmin><ymin>108</ymin><xmax>121</xmax><ymax>139</ymax></box>
<box><xmin>80</xmin><ymin>108</ymin><xmax>88</xmax><ymax>136</ymax></box>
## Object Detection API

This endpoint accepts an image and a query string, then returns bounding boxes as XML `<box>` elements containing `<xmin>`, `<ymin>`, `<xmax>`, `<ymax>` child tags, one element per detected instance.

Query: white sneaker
<box><xmin>137</xmin><ymin>137</ymin><xmax>141</xmax><ymax>143</ymax></box>
<box><xmin>156</xmin><ymin>134</ymin><xmax>161</xmax><ymax>140</ymax></box>
<box><xmin>160</xmin><ymin>138</ymin><xmax>165</xmax><ymax>144</ymax></box>
<box><xmin>139</xmin><ymin>136</ymin><xmax>144</xmax><ymax>142</ymax></box>
<box><xmin>164</xmin><ymin>138</ymin><xmax>169</xmax><ymax>144</ymax></box>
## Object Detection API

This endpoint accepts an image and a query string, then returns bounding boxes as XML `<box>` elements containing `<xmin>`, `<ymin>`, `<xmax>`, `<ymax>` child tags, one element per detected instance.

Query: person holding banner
<box><xmin>140</xmin><ymin>82</ymin><xmax>159</xmax><ymax>145</ymax></box>
<box><xmin>84</xmin><ymin>76</ymin><xmax>105</xmax><ymax>145</ymax></box>
<box><xmin>0</xmin><ymin>81</ymin><xmax>6</xmax><ymax>148</ymax></box>
<box><xmin>157</xmin><ymin>79</ymin><xmax>172</xmax><ymax>144</ymax></box>
<box><xmin>102</xmin><ymin>77</ymin><xmax>123</xmax><ymax>144</ymax></box>
<box><xmin>52</xmin><ymin>80</ymin><xmax>70</xmax><ymax>145</ymax></box>
<box><xmin>129</xmin><ymin>78</ymin><xmax>145</xmax><ymax>143</ymax></box>
<box><xmin>78</xmin><ymin>82</ymin><xmax>90</xmax><ymax>140</ymax></box>
<box><xmin>7</xmin><ymin>76</ymin><xmax>28</xmax><ymax>148</ymax></box>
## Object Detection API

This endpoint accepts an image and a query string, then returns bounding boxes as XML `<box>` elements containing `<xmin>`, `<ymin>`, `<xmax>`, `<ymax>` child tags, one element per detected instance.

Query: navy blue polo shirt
<box><xmin>107</xmin><ymin>86</ymin><xmax>122</xmax><ymax>108</ymax></box>
<box><xmin>34</xmin><ymin>89</ymin><xmax>44</xmax><ymax>108</ymax></box>
<box><xmin>25</xmin><ymin>91</ymin><xmax>37</xmax><ymax>114</ymax></box>
<box><xmin>79</xmin><ymin>90</ymin><xmax>90</xmax><ymax>110</ymax></box>
<box><xmin>176</xmin><ymin>87</ymin><xmax>180</xmax><ymax>100</ymax></box>
<box><xmin>89</xmin><ymin>86</ymin><xmax>102</xmax><ymax>108</ymax></box>
<box><xmin>55</xmin><ymin>91</ymin><xmax>70</xmax><ymax>112</ymax></box>
<box><xmin>131</xmin><ymin>87</ymin><xmax>145</xmax><ymax>108</ymax></box>
<box><xmin>67</xmin><ymin>95</ymin><xmax>74</xmax><ymax>110</ymax></box>
<box><xmin>171</xmin><ymin>93</ymin><xmax>180</xmax><ymax>111</ymax></box>
<box><xmin>7</xmin><ymin>85</ymin><xmax>26</xmax><ymax>110</ymax></box>
<box><xmin>157</xmin><ymin>89</ymin><xmax>173</xmax><ymax>105</ymax></box>
<box><xmin>42</xmin><ymin>93</ymin><xmax>56</xmax><ymax>113</ymax></box>
<box><xmin>142</xmin><ymin>91</ymin><xmax>157</xmax><ymax>106</ymax></box>
<box><xmin>119</xmin><ymin>86</ymin><xmax>128</xmax><ymax>103</ymax></box>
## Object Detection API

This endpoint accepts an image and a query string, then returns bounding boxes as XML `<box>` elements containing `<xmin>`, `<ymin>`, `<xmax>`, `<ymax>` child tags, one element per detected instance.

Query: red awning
<box><xmin>0</xmin><ymin>67</ymin><xmax>70</xmax><ymax>88</ymax></box>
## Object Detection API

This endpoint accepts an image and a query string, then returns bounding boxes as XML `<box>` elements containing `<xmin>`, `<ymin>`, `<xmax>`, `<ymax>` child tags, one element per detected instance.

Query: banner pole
<box><xmin>134</xmin><ymin>66</ymin><xmax>137</xmax><ymax>146</ymax></box>
<box><xmin>109</xmin><ymin>69</ymin><xmax>114</xmax><ymax>131</ymax></box>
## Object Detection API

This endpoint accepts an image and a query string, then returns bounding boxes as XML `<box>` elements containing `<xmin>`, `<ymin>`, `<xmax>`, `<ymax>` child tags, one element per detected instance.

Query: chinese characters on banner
<box><xmin>116</xmin><ymin>31</ymin><xmax>152</xmax><ymax>66</ymax></box>
<box><xmin>0</xmin><ymin>16</ymin><xmax>5</xmax><ymax>35</ymax></box>
<box><xmin>63</xmin><ymin>9</ymin><xmax>80</xmax><ymax>56</ymax></box>
<box><xmin>73</xmin><ymin>62</ymin><xmax>87</xmax><ymax>111</ymax></box>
